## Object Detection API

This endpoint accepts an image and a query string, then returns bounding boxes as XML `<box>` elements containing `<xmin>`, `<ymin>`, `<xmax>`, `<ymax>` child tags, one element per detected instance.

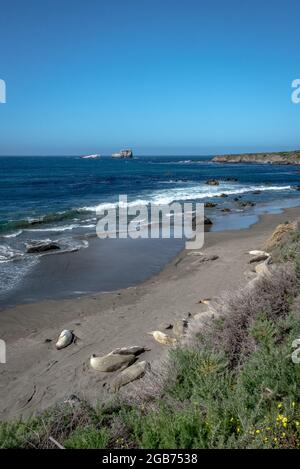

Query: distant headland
<box><xmin>212</xmin><ymin>150</ymin><xmax>300</xmax><ymax>165</ymax></box>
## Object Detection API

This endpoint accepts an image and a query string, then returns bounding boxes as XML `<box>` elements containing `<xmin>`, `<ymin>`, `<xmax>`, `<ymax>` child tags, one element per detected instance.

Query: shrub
<box><xmin>2</xmin><ymin>232</ymin><xmax>300</xmax><ymax>449</ymax></box>
<box><xmin>64</xmin><ymin>425</ymin><xmax>109</xmax><ymax>449</ymax></box>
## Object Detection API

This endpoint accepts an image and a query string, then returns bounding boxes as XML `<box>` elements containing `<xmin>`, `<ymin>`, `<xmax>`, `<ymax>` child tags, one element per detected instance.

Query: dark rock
<box><xmin>237</xmin><ymin>200</ymin><xmax>256</xmax><ymax>207</ymax></box>
<box><xmin>205</xmin><ymin>179</ymin><xmax>219</xmax><ymax>186</ymax></box>
<box><xmin>221</xmin><ymin>208</ymin><xmax>231</xmax><ymax>212</ymax></box>
<box><xmin>204</xmin><ymin>202</ymin><xmax>218</xmax><ymax>208</ymax></box>
<box><xmin>25</xmin><ymin>239</ymin><xmax>60</xmax><ymax>254</ymax></box>
<box><xmin>219</xmin><ymin>193</ymin><xmax>228</xmax><ymax>198</ymax></box>
<box><xmin>204</xmin><ymin>216</ymin><xmax>213</xmax><ymax>225</ymax></box>
<box><xmin>165</xmin><ymin>324</ymin><xmax>173</xmax><ymax>330</ymax></box>
<box><xmin>192</xmin><ymin>215</ymin><xmax>213</xmax><ymax>230</ymax></box>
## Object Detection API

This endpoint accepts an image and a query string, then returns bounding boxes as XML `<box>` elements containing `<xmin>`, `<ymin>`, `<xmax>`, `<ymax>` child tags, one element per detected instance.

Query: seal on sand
<box><xmin>90</xmin><ymin>352</ymin><xmax>136</xmax><ymax>372</ymax></box>
<box><xmin>110</xmin><ymin>360</ymin><xmax>150</xmax><ymax>392</ymax></box>
<box><xmin>55</xmin><ymin>330</ymin><xmax>74</xmax><ymax>350</ymax></box>
<box><xmin>110</xmin><ymin>346</ymin><xmax>149</xmax><ymax>356</ymax></box>
<box><xmin>147</xmin><ymin>331</ymin><xmax>177</xmax><ymax>346</ymax></box>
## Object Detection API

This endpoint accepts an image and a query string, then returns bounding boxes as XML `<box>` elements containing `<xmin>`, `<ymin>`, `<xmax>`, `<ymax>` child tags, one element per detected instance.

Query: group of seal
<box><xmin>89</xmin><ymin>346</ymin><xmax>150</xmax><ymax>391</ymax></box>
<box><xmin>54</xmin><ymin>319</ymin><xmax>183</xmax><ymax>392</ymax></box>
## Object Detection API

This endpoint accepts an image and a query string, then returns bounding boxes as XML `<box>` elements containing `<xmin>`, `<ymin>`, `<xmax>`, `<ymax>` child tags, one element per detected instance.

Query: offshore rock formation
<box><xmin>112</xmin><ymin>149</ymin><xmax>133</xmax><ymax>158</ymax></box>
<box><xmin>212</xmin><ymin>150</ymin><xmax>300</xmax><ymax>165</ymax></box>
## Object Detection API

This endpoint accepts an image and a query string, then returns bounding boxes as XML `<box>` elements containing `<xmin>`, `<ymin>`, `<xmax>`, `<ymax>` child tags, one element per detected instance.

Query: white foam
<box><xmin>150</xmin><ymin>184</ymin><xmax>292</xmax><ymax>205</ymax></box>
<box><xmin>2</xmin><ymin>230</ymin><xmax>23</xmax><ymax>238</ymax></box>
<box><xmin>0</xmin><ymin>244</ymin><xmax>24</xmax><ymax>263</ymax></box>
<box><xmin>24</xmin><ymin>223</ymin><xmax>81</xmax><ymax>232</ymax></box>
<box><xmin>81</xmin><ymin>198</ymin><xmax>151</xmax><ymax>213</ymax></box>
<box><xmin>78</xmin><ymin>184</ymin><xmax>292</xmax><ymax>213</ymax></box>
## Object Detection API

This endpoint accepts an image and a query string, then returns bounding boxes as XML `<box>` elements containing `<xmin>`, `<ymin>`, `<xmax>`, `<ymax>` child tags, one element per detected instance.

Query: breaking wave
<box><xmin>0</xmin><ymin>183</ymin><xmax>293</xmax><ymax>236</ymax></box>
<box><xmin>81</xmin><ymin>184</ymin><xmax>292</xmax><ymax>213</ymax></box>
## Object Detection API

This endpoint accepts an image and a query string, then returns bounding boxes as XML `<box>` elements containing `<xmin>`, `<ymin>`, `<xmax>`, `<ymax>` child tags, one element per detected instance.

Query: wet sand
<box><xmin>1</xmin><ymin>206</ymin><xmax>300</xmax><ymax>421</ymax></box>
<box><xmin>1</xmin><ymin>237</ymin><xmax>184</xmax><ymax>308</ymax></box>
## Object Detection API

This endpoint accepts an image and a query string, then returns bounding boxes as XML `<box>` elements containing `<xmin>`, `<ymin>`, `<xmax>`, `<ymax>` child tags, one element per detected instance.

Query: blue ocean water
<box><xmin>1</xmin><ymin>155</ymin><xmax>299</xmax><ymax>232</ymax></box>
<box><xmin>1</xmin><ymin>155</ymin><xmax>300</xmax><ymax>303</ymax></box>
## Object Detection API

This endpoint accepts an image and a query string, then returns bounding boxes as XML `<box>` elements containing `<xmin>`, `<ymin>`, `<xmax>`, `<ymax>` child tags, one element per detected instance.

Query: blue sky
<box><xmin>0</xmin><ymin>0</ymin><xmax>299</xmax><ymax>155</ymax></box>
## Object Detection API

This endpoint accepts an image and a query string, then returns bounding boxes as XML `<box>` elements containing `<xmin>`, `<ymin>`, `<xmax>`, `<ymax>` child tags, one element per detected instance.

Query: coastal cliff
<box><xmin>212</xmin><ymin>150</ymin><xmax>300</xmax><ymax>165</ymax></box>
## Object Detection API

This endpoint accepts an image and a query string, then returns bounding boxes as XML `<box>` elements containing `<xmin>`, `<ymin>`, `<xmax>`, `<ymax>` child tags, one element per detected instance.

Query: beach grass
<box><xmin>1</xmin><ymin>231</ymin><xmax>300</xmax><ymax>449</ymax></box>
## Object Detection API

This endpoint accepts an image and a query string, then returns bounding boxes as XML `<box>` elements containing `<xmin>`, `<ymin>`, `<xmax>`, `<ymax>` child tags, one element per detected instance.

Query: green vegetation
<box><xmin>1</xmin><ymin>233</ymin><xmax>300</xmax><ymax>449</ymax></box>
<box><xmin>276</xmin><ymin>231</ymin><xmax>300</xmax><ymax>276</ymax></box>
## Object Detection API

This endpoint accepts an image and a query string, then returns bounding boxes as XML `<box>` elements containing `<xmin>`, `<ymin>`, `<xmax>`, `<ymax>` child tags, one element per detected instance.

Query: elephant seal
<box><xmin>249</xmin><ymin>250</ymin><xmax>270</xmax><ymax>257</ymax></box>
<box><xmin>55</xmin><ymin>330</ymin><xmax>74</xmax><ymax>350</ymax></box>
<box><xmin>111</xmin><ymin>361</ymin><xmax>150</xmax><ymax>392</ymax></box>
<box><xmin>147</xmin><ymin>331</ymin><xmax>177</xmax><ymax>346</ymax></box>
<box><xmin>90</xmin><ymin>352</ymin><xmax>136</xmax><ymax>372</ymax></box>
<box><xmin>110</xmin><ymin>346</ymin><xmax>149</xmax><ymax>356</ymax></box>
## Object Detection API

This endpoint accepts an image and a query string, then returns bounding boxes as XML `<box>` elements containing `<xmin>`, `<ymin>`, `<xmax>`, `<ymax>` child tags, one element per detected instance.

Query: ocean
<box><xmin>1</xmin><ymin>155</ymin><xmax>300</xmax><ymax>305</ymax></box>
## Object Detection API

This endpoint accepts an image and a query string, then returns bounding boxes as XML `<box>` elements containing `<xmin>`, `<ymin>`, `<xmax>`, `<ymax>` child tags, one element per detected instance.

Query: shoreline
<box><xmin>3</xmin><ymin>193</ymin><xmax>300</xmax><ymax>309</ymax></box>
<box><xmin>1</xmin><ymin>205</ymin><xmax>300</xmax><ymax>420</ymax></box>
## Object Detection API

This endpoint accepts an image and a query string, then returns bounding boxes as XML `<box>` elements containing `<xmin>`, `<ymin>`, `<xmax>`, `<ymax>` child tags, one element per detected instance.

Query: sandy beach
<box><xmin>1</xmin><ymin>205</ymin><xmax>300</xmax><ymax>421</ymax></box>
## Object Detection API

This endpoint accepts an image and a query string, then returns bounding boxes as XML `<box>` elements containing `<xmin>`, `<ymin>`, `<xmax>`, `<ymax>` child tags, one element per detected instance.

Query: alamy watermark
<box><xmin>0</xmin><ymin>339</ymin><xmax>6</xmax><ymax>364</ymax></box>
<box><xmin>291</xmin><ymin>79</ymin><xmax>300</xmax><ymax>104</ymax></box>
<box><xmin>0</xmin><ymin>79</ymin><xmax>6</xmax><ymax>103</ymax></box>
<box><xmin>96</xmin><ymin>196</ymin><xmax>205</xmax><ymax>250</ymax></box>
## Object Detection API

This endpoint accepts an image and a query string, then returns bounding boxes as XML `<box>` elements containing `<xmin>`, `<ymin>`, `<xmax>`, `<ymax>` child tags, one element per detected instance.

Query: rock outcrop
<box><xmin>112</xmin><ymin>149</ymin><xmax>133</xmax><ymax>158</ymax></box>
<box><xmin>25</xmin><ymin>239</ymin><xmax>60</xmax><ymax>253</ymax></box>
<box><xmin>204</xmin><ymin>216</ymin><xmax>213</xmax><ymax>225</ymax></box>
<box><xmin>236</xmin><ymin>200</ymin><xmax>255</xmax><ymax>208</ymax></box>
<box><xmin>192</xmin><ymin>215</ymin><xmax>213</xmax><ymax>230</ymax></box>
<box><xmin>204</xmin><ymin>202</ymin><xmax>218</xmax><ymax>208</ymax></box>
<box><xmin>205</xmin><ymin>179</ymin><xmax>219</xmax><ymax>186</ymax></box>
<box><xmin>212</xmin><ymin>150</ymin><xmax>300</xmax><ymax>165</ymax></box>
